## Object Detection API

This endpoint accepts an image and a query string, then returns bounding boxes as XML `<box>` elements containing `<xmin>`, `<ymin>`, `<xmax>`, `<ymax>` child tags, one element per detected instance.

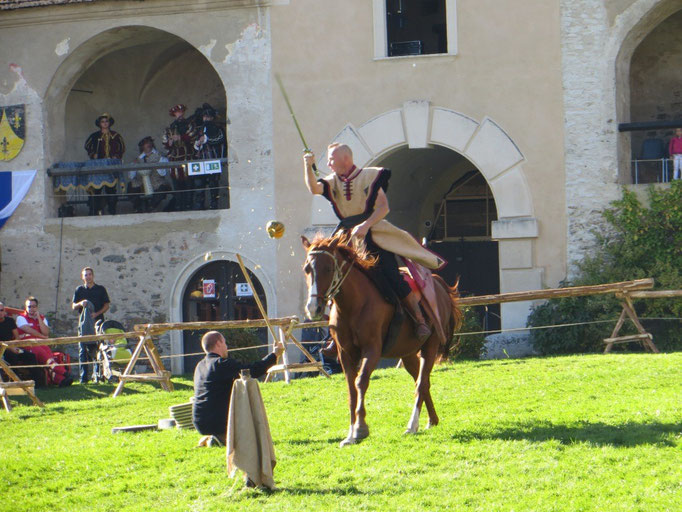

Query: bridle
<box><xmin>306</xmin><ymin>248</ymin><xmax>355</xmax><ymax>303</ymax></box>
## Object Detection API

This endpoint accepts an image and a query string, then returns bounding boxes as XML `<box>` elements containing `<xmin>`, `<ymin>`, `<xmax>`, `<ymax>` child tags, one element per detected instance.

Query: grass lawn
<box><xmin>1</xmin><ymin>353</ymin><xmax>680</xmax><ymax>512</ymax></box>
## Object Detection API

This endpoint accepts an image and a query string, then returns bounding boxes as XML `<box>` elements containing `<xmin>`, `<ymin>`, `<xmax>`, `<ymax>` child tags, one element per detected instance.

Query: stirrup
<box><xmin>416</xmin><ymin>322</ymin><xmax>431</xmax><ymax>343</ymax></box>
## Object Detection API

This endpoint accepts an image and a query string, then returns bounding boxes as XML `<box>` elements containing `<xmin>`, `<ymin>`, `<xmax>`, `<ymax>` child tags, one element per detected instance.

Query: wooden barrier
<box><xmin>458</xmin><ymin>278</ymin><xmax>654</xmax><ymax>306</ymax></box>
<box><xmin>0</xmin><ymin>278</ymin><xmax>670</xmax><ymax>410</ymax></box>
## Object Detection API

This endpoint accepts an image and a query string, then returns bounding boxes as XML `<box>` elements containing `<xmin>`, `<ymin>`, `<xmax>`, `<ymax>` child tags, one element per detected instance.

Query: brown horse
<box><xmin>301</xmin><ymin>233</ymin><xmax>461</xmax><ymax>447</ymax></box>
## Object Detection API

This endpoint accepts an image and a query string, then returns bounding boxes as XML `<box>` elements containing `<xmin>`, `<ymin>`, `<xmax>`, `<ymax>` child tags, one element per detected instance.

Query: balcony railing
<box><xmin>631</xmin><ymin>158</ymin><xmax>673</xmax><ymax>184</ymax></box>
<box><xmin>48</xmin><ymin>158</ymin><xmax>229</xmax><ymax>217</ymax></box>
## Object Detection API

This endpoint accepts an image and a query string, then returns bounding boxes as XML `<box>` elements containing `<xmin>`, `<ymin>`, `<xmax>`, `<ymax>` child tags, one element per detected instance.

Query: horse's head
<box><xmin>301</xmin><ymin>234</ymin><xmax>343</xmax><ymax>320</ymax></box>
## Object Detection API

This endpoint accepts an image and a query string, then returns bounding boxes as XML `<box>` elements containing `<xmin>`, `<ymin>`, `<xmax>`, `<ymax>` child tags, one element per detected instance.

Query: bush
<box><xmin>529</xmin><ymin>184</ymin><xmax>682</xmax><ymax>354</ymax></box>
<box><xmin>447</xmin><ymin>307</ymin><xmax>486</xmax><ymax>360</ymax></box>
<box><xmin>221</xmin><ymin>327</ymin><xmax>268</xmax><ymax>363</ymax></box>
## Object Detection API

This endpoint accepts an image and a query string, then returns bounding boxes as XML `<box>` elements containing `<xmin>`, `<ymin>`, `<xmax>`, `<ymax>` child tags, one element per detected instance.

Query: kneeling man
<box><xmin>192</xmin><ymin>331</ymin><xmax>284</xmax><ymax>445</ymax></box>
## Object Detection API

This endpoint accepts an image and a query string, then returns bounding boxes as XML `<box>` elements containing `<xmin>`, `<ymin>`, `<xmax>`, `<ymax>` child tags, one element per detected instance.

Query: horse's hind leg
<box><xmin>401</xmin><ymin>353</ymin><xmax>424</xmax><ymax>434</ymax></box>
<box><xmin>419</xmin><ymin>341</ymin><xmax>440</xmax><ymax>429</ymax></box>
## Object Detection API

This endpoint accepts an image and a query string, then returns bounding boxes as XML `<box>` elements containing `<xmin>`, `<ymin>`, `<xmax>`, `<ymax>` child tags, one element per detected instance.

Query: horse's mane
<box><xmin>308</xmin><ymin>232</ymin><xmax>378</xmax><ymax>270</ymax></box>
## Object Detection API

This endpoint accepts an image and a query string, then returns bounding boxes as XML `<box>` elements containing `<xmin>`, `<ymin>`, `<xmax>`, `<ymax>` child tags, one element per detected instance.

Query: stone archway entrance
<box><xmin>181</xmin><ymin>260</ymin><xmax>267</xmax><ymax>374</ymax></box>
<box><xmin>372</xmin><ymin>145</ymin><xmax>501</xmax><ymax>331</ymax></box>
<box><xmin>311</xmin><ymin>102</ymin><xmax>541</xmax><ymax>329</ymax></box>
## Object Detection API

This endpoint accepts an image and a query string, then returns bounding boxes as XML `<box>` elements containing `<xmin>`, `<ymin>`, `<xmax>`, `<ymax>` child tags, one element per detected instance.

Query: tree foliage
<box><xmin>529</xmin><ymin>184</ymin><xmax>682</xmax><ymax>354</ymax></box>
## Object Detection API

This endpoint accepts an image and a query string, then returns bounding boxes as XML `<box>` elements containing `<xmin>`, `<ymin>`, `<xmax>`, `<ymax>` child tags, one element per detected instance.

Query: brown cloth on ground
<box><xmin>226</xmin><ymin>375</ymin><xmax>276</xmax><ymax>489</ymax></box>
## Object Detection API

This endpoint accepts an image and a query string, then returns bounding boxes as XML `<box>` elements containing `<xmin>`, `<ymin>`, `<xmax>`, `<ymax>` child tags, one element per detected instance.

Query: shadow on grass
<box><xmin>283</xmin><ymin>437</ymin><xmax>342</xmax><ymax>446</ymax></box>
<box><xmin>452</xmin><ymin>420</ymin><xmax>681</xmax><ymax>447</ymax></box>
<box><xmin>272</xmin><ymin>485</ymin><xmax>372</xmax><ymax>496</ymax></box>
<box><xmin>34</xmin><ymin>383</ymin><xmax>143</xmax><ymax>402</ymax></box>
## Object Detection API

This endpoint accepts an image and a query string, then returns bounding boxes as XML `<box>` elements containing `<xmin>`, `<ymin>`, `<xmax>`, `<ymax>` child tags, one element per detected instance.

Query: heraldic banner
<box><xmin>0</xmin><ymin>104</ymin><xmax>26</xmax><ymax>162</ymax></box>
<box><xmin>0</xmin><ymin>170</ymin><xmax>37</xmax><ymax>229</ymax></box>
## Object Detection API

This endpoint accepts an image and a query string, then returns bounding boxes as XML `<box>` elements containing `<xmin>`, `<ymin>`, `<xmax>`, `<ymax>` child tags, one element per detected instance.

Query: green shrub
<box><xmin>448</xmin><ymin>307</ymin><xmax>486</xmax><ymax>360</ymax></box>
<box><xmin>221</xmin><ymin>327</ymin><xmax>268</xmax><ymax>363</ymax></box>
<box><xmin>529</xmin><ymin>184</ymin><xmax>682</xmax><ymax>354</ymax></box>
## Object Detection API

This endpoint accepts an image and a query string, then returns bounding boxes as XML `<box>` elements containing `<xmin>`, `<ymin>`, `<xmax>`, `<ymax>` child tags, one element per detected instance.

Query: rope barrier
<box><xmin>4</xmin><ymin>315</ymin><xmax>680</xmax><ymax>371</ymax></box>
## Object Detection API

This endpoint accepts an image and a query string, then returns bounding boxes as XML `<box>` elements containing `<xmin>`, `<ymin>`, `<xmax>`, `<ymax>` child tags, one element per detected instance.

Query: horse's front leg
<box><xmin>352</xmin><ymin>347</ymin><xmax>381</xmax><ymax>442</ymax></box>
<box><xmin>338</xmin><ymin>347</ymin><xmax>359</xmax><ymax>447</ymax></box>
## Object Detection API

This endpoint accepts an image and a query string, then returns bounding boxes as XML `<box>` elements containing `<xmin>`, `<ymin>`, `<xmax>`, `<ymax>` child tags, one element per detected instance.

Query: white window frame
<box><xmin>373</xmin><ymin>0</ymin><xmax>458</xmax><ymax>59</ymax></box>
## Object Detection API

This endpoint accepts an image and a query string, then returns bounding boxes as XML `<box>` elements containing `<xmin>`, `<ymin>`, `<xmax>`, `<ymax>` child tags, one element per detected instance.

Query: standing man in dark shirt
<box><xmin>0</xmin><ymin>301</ymin><xmax>44</xmax><ymax>386</ymax></box>
<box><xmin>72</xmin><ymin>267</ymin><xmax>111</xmax><ymax>384</ymax></box>
<box><xmin>192</xmin><ymin>331</ymin><xmax>284</xmax><ymax>445</ymax></box>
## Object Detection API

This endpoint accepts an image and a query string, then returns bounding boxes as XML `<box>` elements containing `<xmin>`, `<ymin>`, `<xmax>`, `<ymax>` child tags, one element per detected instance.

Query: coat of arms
<box><xmin>0</xmin><ymin>104</ymin><xmax>25</xmax><ymax>161</ymax></box>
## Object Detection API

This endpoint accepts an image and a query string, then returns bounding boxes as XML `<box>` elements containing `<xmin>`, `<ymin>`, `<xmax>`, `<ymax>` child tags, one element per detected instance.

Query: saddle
<box><xmin>359</xmin><ymin>262</ymin><xmax>444</xmax><ymax>356</ymax></box>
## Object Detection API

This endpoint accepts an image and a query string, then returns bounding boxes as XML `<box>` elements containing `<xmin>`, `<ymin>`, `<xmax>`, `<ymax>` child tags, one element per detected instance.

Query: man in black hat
<box><xmin>84</xmin><ymin>113</ymin><xmax>125</xmax><ymax>215</ymax></box>
<box><xmin>193</xmin><ymin>103</ymin><xmax>226</xmax><ymax>209</ymax></box>
<box><xmin>163</xmin><ymin>104</ymin><xmax>195</xmax><ymax>211</ymax></box>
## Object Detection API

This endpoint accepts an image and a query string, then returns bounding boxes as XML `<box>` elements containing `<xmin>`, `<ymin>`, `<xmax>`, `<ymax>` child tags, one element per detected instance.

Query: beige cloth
<box><xmin>226</xmin><ymin>376</ymin><xmax>276</xmax><ymax>489</ymax></box>
<box><xmin>321</xmin><ymin>167</ymin><xmax>445</xmax><ymax>269</ymax></box>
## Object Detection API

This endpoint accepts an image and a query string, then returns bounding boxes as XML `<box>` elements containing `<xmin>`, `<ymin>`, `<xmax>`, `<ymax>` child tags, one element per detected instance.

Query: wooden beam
<box><xmin>132</xmin><ymin>316</ymin><xmax>299</xmax><ymax>334</ymax></box>
<box><xmin>458</xmin><ymin>278</ymin><xmax>654</xmax><ymax>307</ymax></box>
<box><xmin>626</xmin><ymin>290</ymin><xmax>682</xmax><ymax>299</ymax></box>
<box><xmin>4</xmin><ymin>330</ymin><xmax>139</xmax><ymax>349</ymax></box>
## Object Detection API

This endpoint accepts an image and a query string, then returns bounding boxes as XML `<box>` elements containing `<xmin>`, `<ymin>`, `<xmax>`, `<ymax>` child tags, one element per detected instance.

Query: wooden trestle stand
<box><xmin>602</xmin><ymin>290</ymin><xmax>678</xmax><ymax>354</ymax></box>
<box><xmin>113</xmin><ymin>326</ymin><xmax>173</xmax><ymax>397</ymax></box>
<box><xmin>0</xmin><ymin>344</ymin><xmax>44</xmax><ymax>412</ymax></box>
<box><xmin>235</xmin><ymin>254</ymin><xmax>329</xmax><ymax>383</ymax></box>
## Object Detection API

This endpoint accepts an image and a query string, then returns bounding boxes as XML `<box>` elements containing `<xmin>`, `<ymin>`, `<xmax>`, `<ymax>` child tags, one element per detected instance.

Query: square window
<box><xmin>374</xmin><ymin>0</ymin><xmax>457</xmax><ymax>59</ymax></box>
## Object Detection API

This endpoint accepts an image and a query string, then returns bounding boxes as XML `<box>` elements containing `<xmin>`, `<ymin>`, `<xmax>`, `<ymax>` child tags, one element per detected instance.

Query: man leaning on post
<box><xmin>192</xmin><ymin>331</ymin><xmax>284</xmax><ymax>446</ymax></box>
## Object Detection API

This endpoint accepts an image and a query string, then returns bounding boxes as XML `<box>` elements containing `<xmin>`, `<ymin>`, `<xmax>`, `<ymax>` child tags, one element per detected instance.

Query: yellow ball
<box><xmin>266</xmin><ymin>220</ymin><xmax>285</xmax><ymax>239</ymax></box>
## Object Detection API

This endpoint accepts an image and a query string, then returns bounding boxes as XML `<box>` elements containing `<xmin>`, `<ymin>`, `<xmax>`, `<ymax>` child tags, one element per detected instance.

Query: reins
<box><xmin>306</xmin><ymin>248</ymin><xmax>355</xmax><ymax>302</ymax></box>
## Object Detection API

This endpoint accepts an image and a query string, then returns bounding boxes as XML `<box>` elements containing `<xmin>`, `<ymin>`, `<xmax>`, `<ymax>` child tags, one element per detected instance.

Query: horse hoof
<box><xmin>426</xmin><ymin>422</ymin><xmax>438</xmax><ymax>430</ymax></box>
<box><xmin>354</xmin><ymin>425</ymin><xmax>369</xmax><ymax>440</ymax></box>
<box><xmin>339</xmin><ymin>436</ymin><xmax>357</xmax><ymax>447</ymax></box>
<box><xmin>403</xmin><ymin>428</ymin><xmax>418</xmax><ymax>435</ymax></box>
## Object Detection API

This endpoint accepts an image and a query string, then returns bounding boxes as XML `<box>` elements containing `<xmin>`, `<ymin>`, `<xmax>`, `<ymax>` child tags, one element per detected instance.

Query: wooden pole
<box><xmin>458</xmin><ymin>278</ymin><xmax>654</xmax><ymax>307</ymax></box>
<box><xmin>132</xmin><ymin>316</ymin><xmax>298</xmax><ymax>334</ymax></box>
<box><xmin>235</xmin><ymin>254</ymin><xmax>281</xmax><ymax>349</ymax></box>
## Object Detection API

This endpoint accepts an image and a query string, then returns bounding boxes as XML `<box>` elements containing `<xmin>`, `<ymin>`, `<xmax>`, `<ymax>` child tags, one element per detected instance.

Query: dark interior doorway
<box><xmin>182</xmin><ymin>260</ymin><xmax>267</xmax><ymax>374</ymax></box>
<box><xmin>374</xmin><ymin>146</ymin><xmax>500</xmax><ymax>331</ymax></box>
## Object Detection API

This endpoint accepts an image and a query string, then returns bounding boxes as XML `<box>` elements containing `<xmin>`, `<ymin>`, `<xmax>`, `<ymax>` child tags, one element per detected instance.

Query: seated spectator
<box><xmin>192</xmin><ymin>331</ymin><xmax>284</xmax><ymax>445</ymax></box>
<box><xmin>0</xmin><ymin>301</ymin><xmax>45</xmax><ymax>386</ymax></box>
<box><xmin>128</xmin><ymin>136</ymin><xmax>171</xmax><ymax>213</ymax></box>
<box><xmin>16</xmin><ymin>297</ymin><xmax>72</xmax><ymax>387</ymax></box>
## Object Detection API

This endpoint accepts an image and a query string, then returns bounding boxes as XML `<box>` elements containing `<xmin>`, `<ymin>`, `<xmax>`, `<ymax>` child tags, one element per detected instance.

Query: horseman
<box><xmin>303</xmin><ymin>143</ymin><xmax>446</xmax><ymax>344</ymax></box>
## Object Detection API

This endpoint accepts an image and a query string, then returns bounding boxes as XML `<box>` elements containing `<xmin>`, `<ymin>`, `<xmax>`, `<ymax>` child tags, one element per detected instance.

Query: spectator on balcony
<box><xmin>163</xmin><ymin>104</ymin><xmax>196</xmax><ymax>211</ymax></box>
<box><xmin>669</xmin><ymin>128</ymin><xmax>682</xmax><ymax>180</ymax></box>
<box><xmin>16</xmin><ymin>297</ymin><xmax>72</xmax><ymax>387</ymax></box>
<box><xmin>84</xmin><ymin>113</ymin><xmax>126</xmax><ymax>215</ymax></box>
<box><xmin>193</xmin><ymin>103</ymin><xmax>226</xmax><ymax>209</ymax></box>
<box><xmin>128</xmin><ymin>136</ymin><xmax>171</xmax><ymax>213</ymax></box>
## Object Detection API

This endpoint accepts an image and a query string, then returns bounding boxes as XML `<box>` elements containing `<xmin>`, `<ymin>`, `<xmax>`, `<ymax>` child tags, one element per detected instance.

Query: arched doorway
<box><xmin>372</xmin><ymin>145</ymin><xmax>500</xmax><ymax>330</ymax></box>
<box><xmin>627</xmin><ymin>8</ymin><xmax>682</xmax><ymax>183</ymax></box>
<box><xmin>313</xmin><ymin>103</ymin><xmax>539</xmax><ymax>329</ymax></box>
<box><xmin>182</xmin><ymin>260</ymin><xmax>267</xmax><ymax>373</ymax></box>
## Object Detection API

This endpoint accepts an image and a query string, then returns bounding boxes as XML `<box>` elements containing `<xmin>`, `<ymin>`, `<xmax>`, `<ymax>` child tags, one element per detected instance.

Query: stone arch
<box><xmin>311</xmin><ymin>102</ymin><xmax>541</xmax><ymax>329</ymax></box>
<box><xmin>167</xmin><ymin>250</ymin><xmax>277</xmax><ymax>374</ymax></box>
<box><xmin>611</xmin><ymin>0</ymin><xmax>682</xmax><ymax>180</ymax></box>
<box><xmin>43</xmin><ymin>24</ymin><xmax>227</xmax><ymax>176</ymax></box>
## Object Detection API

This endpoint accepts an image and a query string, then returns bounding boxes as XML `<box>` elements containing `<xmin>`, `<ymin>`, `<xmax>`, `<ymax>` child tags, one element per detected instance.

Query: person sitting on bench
<box><xmin>192</xmin><ymin>331</ymin><xmax>284</xmax><ymax>445</ymax></box>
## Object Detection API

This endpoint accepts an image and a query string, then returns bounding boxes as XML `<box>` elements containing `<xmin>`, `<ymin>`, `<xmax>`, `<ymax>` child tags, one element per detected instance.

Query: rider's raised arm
<box><xmin>303</xmin><ymin>152</ymin><xmax>323</xmax><ymax>195</ymax></box>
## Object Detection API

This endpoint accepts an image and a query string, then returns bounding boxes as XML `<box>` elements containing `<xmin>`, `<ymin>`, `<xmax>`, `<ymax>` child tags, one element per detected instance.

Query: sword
<box><xmin>274</xmin><ymin>73</ymin><xmax>319</xmax><ymax>177</ymax></box>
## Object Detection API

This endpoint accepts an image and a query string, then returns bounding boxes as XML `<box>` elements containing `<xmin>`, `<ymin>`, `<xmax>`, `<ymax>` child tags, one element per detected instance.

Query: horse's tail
<box><xmin>432</xmin><ymin>274</ymin><xmax>462</xmax><ymax>362</ymax></box>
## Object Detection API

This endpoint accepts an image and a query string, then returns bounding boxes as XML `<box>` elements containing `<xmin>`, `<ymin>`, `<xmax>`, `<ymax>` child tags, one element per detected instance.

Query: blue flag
<box><xmin>0</xmin><ymin>170</ymin><xmax>37</xmax><ymax>229</ymax></box>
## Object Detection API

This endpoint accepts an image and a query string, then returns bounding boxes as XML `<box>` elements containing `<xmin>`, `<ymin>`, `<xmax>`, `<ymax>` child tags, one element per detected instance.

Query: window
<box><xmin>373</xmin><ymin>0</ymin><xmax>457</xmax><ymax>59</ymax></box>
<box><xmin>431</xmin><ymin>172</ymin><xmax>497</xmax><ymax>240</ymax></box>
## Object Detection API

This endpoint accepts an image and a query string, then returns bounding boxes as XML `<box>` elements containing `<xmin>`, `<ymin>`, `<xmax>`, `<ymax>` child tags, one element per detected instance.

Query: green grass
<box><xmin>1</xmin><ymin>353</ymin><xmax>681</xmax><ymax>512</ymax></box>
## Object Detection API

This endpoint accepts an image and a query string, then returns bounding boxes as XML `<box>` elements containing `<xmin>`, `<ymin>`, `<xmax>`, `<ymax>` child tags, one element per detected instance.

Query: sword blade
<box><xmin>274</xmin><ymin>73</ymin><xmax>319</xmax><ymax>176</ymax></box>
